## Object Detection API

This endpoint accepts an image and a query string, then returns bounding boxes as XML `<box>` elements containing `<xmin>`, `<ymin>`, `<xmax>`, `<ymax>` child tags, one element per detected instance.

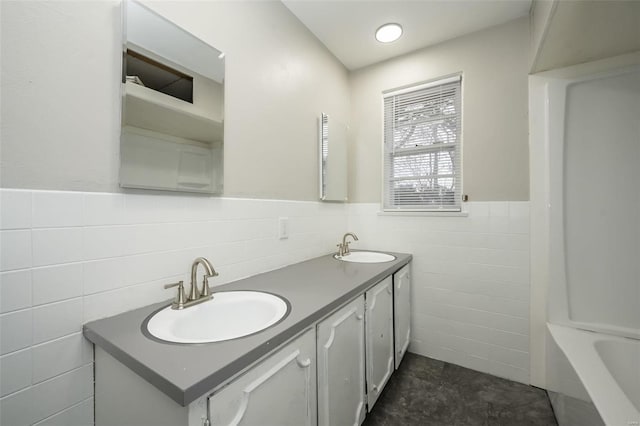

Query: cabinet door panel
<box><xmin>317</xmin><ymin>295</ymin><xmax>366</xmax><ymax>426</ymax></box>
<box><xmin>394</xmin><ymin>263</ymin><xmax>411</xmax><ymax>369</ymax></box>
<box><xmin>208</xmin><ymin>329</ymin><xmax>316</xmax><ymax>426</ymax></box>
<box><xmin>365</xmin><ymin>276</ymin><xmax>394</xmax><ymax>410</ymax></box>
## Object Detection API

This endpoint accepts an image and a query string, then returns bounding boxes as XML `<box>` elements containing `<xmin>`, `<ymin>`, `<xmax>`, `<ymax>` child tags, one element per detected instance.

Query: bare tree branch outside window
<box><xmin>383</xmin><ymin>78</ymin><xmax>462</xmax><ymax>210</ymax></box>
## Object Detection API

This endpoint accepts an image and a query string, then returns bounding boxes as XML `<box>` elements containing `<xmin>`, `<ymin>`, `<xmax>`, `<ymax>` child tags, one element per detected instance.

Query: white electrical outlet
<box><xmin>278</xmin><ymin>217</ymin><xmax>289</xmax><ymax>239</ymax></box>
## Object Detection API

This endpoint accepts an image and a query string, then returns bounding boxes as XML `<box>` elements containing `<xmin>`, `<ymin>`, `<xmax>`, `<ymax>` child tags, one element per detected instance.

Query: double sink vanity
<box><xmin>79</xmin><ymin>2</ymin><xmax>412</xmax><ymax>424</ymax></box>
<box><xmin>83</xmin><ymin>243</ymin><xmax>412</xmax><ymax>426</ymax></box>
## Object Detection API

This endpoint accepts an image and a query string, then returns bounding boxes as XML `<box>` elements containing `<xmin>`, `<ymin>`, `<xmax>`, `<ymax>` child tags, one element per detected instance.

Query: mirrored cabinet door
<box><xmin>319</xmin><ymin>113</ymin><xmax>348</xmax><ymax>201</ymax></box>
<box><xmin>120</xmin><ymin>1</ymin><xmax>224</xmax><ymax>194</ymax></box>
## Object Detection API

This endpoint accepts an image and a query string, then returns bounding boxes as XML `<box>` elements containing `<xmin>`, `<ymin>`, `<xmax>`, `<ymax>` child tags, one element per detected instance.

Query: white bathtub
<box><xmin>529</xmin><ymin>53</ymin><xmax>640</xmax><ymax>426</ymax></box>
<box><xmin>547</xmin><ymin>324</ymin><xmax>640</xmax><ymax>426</ymax></box>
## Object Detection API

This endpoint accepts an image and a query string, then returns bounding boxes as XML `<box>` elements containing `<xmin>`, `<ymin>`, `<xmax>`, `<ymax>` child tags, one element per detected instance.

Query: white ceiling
<box><xmin>282</xmin><ymin>0</ymin><xmax>532</xmax><ymax>70</ymax></box>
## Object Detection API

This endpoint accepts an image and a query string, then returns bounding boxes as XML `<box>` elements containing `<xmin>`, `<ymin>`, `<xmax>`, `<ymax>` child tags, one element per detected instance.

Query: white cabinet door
<box><xmin>394</xmin><ymin>263</ymin><xmax>411</xmax><ymax>369</ymax></box>
<box><xmin>208</xmin><ymin>328</ymin><xmax>317</xmax><ymax>426</ymax></box>
<box><xmin>317</xmin><ymin>295</ymin><xmax>366</xmax><ymax>426</ymax></box>
<box><xmin>365</xmin><ymin>276</ymin><xmax>394</xmax><ymax>411</ymax></box>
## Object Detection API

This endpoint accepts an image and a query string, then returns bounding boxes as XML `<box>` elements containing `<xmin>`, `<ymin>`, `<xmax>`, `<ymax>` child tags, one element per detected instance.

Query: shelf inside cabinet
<box><xmin>123</xmin><ymin>81</ymin><xmax>223</xmax><ymax>144</ymax></box>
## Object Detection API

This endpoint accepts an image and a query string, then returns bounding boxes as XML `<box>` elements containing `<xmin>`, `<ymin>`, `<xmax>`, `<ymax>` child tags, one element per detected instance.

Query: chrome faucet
<box><xmin>164</xmin><ymin>257</ymin><xmax>219</xmax><ymax>310</ymax></box>
<box><xmin>337</xmin><ymin>232</ymin><xmax>359</xmax><ymax>257</ymax></box>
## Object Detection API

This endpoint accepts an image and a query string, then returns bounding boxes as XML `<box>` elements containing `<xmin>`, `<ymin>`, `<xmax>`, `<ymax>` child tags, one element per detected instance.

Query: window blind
<box><xmin>383</xmin><ymin>76</ymin><xmax>462</xmax><ymax>211</ymax></box>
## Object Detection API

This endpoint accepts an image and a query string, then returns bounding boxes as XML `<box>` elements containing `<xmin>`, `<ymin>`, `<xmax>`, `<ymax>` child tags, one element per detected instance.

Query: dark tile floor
<box><xmin>363</xmin><ymin>353</ymin><xmax>558</xmax><ymax>426</ymax></box>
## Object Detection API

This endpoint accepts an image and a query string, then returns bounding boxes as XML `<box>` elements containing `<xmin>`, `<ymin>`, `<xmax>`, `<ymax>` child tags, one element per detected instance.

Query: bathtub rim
<box><xmin>547</xmin><ymin>322</ymin><xmax>640</xmax><ymax>426</ymax></box>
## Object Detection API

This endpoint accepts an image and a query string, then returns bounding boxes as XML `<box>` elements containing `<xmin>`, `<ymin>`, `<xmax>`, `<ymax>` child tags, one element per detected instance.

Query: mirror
<box><xmin>319</xmin><ymin>113</ymin><xmax>348</xmax><ymax>201</ymax></box>
<box><xmin>120</xmin><ymin>1</ymin><xmax>224</xmax><ymax>194</ymax></box>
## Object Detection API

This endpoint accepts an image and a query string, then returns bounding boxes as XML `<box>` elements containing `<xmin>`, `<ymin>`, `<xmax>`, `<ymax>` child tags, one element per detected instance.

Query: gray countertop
<box><xmin>83</xmin><ymin>251</ymin><xmax>411</xmax><ymax>406</ymax></box>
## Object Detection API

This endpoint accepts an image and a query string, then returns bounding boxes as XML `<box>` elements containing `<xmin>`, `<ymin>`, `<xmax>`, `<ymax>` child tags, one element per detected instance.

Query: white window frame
<box><xmin>381</xmin><ymin>74</ymin><xmax>463</xmax><ymax>213</ymax></box>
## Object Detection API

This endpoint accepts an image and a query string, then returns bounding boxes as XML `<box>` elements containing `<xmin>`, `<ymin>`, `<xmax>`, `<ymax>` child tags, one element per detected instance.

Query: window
<box><xmin>383</xmin><ymin>75</ymin><xmax>462</xmax><ymax>211</ymax></box>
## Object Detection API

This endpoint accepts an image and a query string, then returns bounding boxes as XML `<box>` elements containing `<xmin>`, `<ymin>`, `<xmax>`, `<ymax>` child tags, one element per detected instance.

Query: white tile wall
<box><xmin>32</xmin><ymin>299</ymin><xmax>83</xmax><ymax>344</ymax></box>
<box><xmin>347</xmin><ymin>202</ymin><xmax>531</xmax><ymax>384</ymax></box>
<box><xmin>0</xmin><ymin>188</ymin><xmax>531</xmax><ymax>425</ymax></box>
<box><xmin>1</xmin><ymin>230</ymin><xmax>32</xmax><ymax>271</ymax></box>
<box><xmin>0</xmin><ymin>348</ymin><xmax>32</xmax><ymax>397</ymax></box>
<box><xmin>0</xmin><ymin>188</ymin><xmax>348</xmax><ymax>426</ymax></box>
<box><xmin>32</xmin><ymin>264</ymin><xmax>83</xmax><ymax>306</ymax></box>
<box><xmin>32</xmin><ymin>228</ymin><xmax>84</xmax><ymax>267</ymax></box>
<box><xmin>31</xmin><ymin>334</ymin><xmax>92</xmax><ymax>385</ymax></box>
<box><xmin>31</xmin><ymin>365</ymin><xmax>93</xmax><ymax>424</ymax></box>
<box><xmin>0</xmin><ymin>270</ymin><xmax>32</xmax><ymax>313</ymax></box>
<box><xmin>1</xmin><ymin>309</ymin><xmax>32</xmax><ymax>355</ymax></box>
<box><xmin>0</xmin><ymin>190</ymin><xmax>32</xmax><ymax>230</ymax></box>
<box><xmin>33</xmin><ymin>398</ymin><xmax>94</xmax><ymax>426</ymax></box>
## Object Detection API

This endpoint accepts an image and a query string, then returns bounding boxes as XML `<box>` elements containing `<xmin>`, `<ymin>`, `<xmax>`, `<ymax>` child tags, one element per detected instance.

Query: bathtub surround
<box><xmin>529</xmin><ymin>53</ymin><xmax>640</xmax><ymax>424</ymax></box>
<box><xmin>557</xmin><ymin>67</ymin><xmax>640</xmax><ymax>335</ymax></box>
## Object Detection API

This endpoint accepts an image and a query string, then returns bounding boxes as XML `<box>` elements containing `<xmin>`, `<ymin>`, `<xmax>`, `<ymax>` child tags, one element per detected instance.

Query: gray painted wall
<box><xmin>1</xmin><ymin>1</ymin><xmax>121</xmax><ymax>193</ymax></box>
<box><xmin>349</xmin><ymin>18</ymin><xmax>530</xmax><ymax>202</ymax></box>
<box><xmin>1</xmin><ymin>2</ymin><xmax>529</xmax><ymax>203</ymax></box>
<box><xmin>0</xmin><ymin>1</ymin><xmax>350</xmax><ymax>201</ymax></box>
<box><xmin>531</xmin><ymin>0</ymin><xmax>640</xmax><ymax>73</ymax></box>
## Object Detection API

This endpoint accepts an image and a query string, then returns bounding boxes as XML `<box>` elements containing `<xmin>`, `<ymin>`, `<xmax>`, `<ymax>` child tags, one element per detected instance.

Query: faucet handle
<box><xmin>164</xmin><ymin>281</ymin><xmax>186</xmax><ymax>309</ymax></box>
<box><xmin>200</xmin><ymin>269</ymin><xmax>219</xmax><ymax>298</ymax></box>
<box><xmin>164</xmin><ymin>281</ymin><xmax>183</xmax><ymax>289</ymax></box>
<box><xmin>200</xmin><ymin>276</ymin><xmax>212</xmax><ymax>298</ymax></box>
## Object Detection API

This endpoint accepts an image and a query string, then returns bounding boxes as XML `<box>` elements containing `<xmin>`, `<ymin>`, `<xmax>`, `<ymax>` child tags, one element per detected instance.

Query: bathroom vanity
<box><xmin>84</xmin><ymin>251</ymin><xmax>411</xmax><ymax>426</ymax></box>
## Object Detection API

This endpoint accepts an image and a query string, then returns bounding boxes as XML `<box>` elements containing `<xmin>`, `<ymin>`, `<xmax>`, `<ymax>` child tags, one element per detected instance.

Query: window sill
<box><xmin>377</xmin><ymin>210</ymin><xmax>469</xmax><ymax>218</ymax></box>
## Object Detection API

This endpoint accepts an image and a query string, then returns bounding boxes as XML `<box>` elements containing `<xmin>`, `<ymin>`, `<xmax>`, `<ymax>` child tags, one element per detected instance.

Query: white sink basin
<box><xmin>334</xmin><ymin>251</ymin><xmax>396</xmax><ymax>263</ymax></box>
<box><xmin>146</xmin><ymin>291</ymin><xmax>288</xmax><ymax>343</ymax></box>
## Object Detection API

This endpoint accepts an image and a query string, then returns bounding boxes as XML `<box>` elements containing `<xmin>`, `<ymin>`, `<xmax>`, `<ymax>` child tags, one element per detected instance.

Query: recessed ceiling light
<box><xmin>375</xmin><ymin>23</ymin><xmax>403</xmax><ymax>43</ymax></box>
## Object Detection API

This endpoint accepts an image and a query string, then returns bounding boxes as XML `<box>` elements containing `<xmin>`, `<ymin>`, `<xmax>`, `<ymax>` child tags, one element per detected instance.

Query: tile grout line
<box><xmin>0</xmin><ymin>362</ymin><xmax>92</xmax><ymax>401</ymax></box>
<box><xmin>31</xmin><ymin>395</ymin><xmax>94</xmax><ymax>426</ymax></box>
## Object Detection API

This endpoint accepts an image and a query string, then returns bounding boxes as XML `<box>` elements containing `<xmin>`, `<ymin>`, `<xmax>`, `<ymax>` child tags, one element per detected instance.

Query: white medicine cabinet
<box><xmin>319</xmin><ymin>113</ymin><xmax>348</xmax><ymax>202</ymax></box>
<box><xmin>120</xmin><ymin>1</ymin><xmax>224</xmax><ymax>194</ymax></box>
